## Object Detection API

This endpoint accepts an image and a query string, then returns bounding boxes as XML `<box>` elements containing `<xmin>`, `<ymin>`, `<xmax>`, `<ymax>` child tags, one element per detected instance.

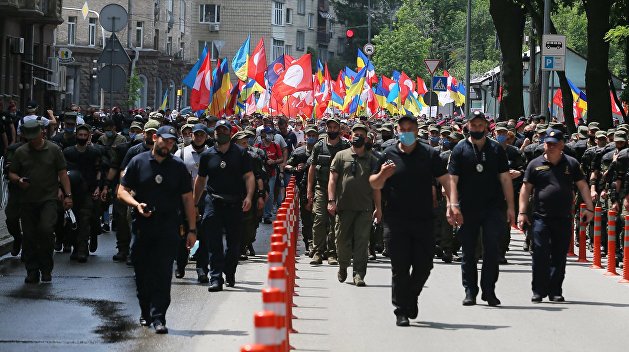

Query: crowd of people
<box><xmin>3</xmin><ymin>97</ymin><xmax>627</xmax><ymax>330</ymax></box>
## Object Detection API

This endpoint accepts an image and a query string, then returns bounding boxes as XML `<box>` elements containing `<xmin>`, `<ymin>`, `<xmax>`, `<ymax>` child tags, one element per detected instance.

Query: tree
<box><xmin>371</xmin><ymin>0</ymin><xmax>432</xmax><ymax>77</ymax></box>
<box><xmin>127</xmin><ymin>70</ymin><xmax>142</xmax><ymax>109</ymax></box>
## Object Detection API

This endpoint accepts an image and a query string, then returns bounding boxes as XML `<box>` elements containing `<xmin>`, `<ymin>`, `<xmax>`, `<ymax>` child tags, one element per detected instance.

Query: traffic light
<box><xmin>346</xmin><ymin>29</ymin><xmax>354</xmax><ymax>46</ymax></box>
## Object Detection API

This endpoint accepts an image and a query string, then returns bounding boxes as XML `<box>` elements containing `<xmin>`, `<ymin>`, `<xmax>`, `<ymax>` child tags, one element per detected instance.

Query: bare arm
<box><xmin>436</xmin><ymin>174</ymin><xmax>452</xmax><ymax>203</ymax></box>
<box><xmin>307</xmin><ymin>162</ymin><xmax>315</xmax><ymax>199</ymax></box>
<box><xmin>518</xmin><ymin>182</ymin><xmax>533</xmax><ymax>214</ymax></box>
<box><xmin>193</xmin><ymin>175</ymin><xmax>207</xmax><ymax>206</ymax></box>
<box><xmin>576</xmin><ymin>179</ymin><xmax>594</xmax><ymax>222</ymax></box>
<box><xmin>181</xmin><ymin>191</ymin><xmax>198</xmax><ymax>249</ymax></box>
<box><xmin>327</xmin><ymin>170</ymin><xmax>339</xmax><ymax>200</ymax></box>
<box><xmin>499</xmin><ymin>172</ymin><xmax>516</xmax><ymax>226</ymax></box>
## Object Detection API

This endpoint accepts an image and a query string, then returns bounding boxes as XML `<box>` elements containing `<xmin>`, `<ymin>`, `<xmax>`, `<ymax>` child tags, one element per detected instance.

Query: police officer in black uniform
<box><xmin>193</xmin><ymin>119</ymin><xmax>255</xmax><ymax>292</ymax></box>
<box><xmin>117</xmin><ymin>125</ymin><xmax>197</xmax><ymax>334</ymax></box>
<box><xmin>448</xmin><ymin>111</ymin><xmax>515</xmax><ymax>307</ymax></box>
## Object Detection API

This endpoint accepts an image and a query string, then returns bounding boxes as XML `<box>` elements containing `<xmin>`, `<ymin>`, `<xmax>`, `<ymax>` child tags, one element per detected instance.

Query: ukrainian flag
<box><xmin>159</xmin><ymin>89</ymin><xmax>168</xmax><ymax>110</ymax></box>
<box><xmin>232</xmin><ymin>35</ymin><xmax>250</xmax><ymax>82</ymax></box>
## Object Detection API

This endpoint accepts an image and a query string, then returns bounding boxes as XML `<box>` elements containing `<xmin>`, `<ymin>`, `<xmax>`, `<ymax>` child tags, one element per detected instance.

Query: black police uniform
<box><xmin>375</xmin><ymin>140</ymin><xmax>447</xmax><ymax>319</ymax></box>
<box><xmin>286</xmin><ymin>145</ymin><xmax>313</xmax><ymax>250</ymax></box>
<box><xmin>523</xmin><ymin>153</ymin><xmax>584</xmax><ymax>298</ymax></box>
<box><xmin>448</xmin><ymin>138</ymin><xmax>509</xmax><ymax>299</ymax></box>
<box><xmin>198</xmin><ymin>143</ymin><xmax>253</xmax><ymax>286</ymax></box>
<box><xmin>121</xmin><ymin>151</ymin><xmax>192</xmax><ymax>326</ymax></box>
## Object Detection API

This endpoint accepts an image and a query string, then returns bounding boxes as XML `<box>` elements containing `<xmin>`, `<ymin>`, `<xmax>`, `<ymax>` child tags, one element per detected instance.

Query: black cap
<box><xmin>398</xmin><ymin>114</ymin><xmax>418</xmax><ymax>124</ymax></box>
<box><xmin>26</xmin><ymin>100</ymin><xmax>38</xmax><ymax>110</ymax></box>
<box><xmin>156</xmin><ymin>125</ymin><xmax>177</xmax><ymax>140</ymax></box>
<box><xmin>544</xmin><ymin>129</ymin><xmax>564</xmax><ymax>143</ymax></box>
<box><xmin>215</xmin><ymin>119</ymin><xmax>231</xmax><ymax>130</ymax></box>
<box><xmin>469</xmin><ymin>111</ymin><xmax>488</xmax><ymax>122</ymax></box>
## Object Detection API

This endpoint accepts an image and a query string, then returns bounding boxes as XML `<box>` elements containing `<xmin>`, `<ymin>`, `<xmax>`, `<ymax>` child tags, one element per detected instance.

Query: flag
<box><xmin>183</xmin><ymin>46</ymin><xmax>207</xmax><ymax>88</ymax></box>
<box><xmin>189</xmin><ymin>50</ymin><xmax>212</xmax><ymax>111</ymax></box>
<box><xmin>343</xmin><ymin>67</ymin><xmax>367</xmax><ymax>111</ymax></box>
<box><xmin>248</xmin><ymin>38</ymin><xmax>267</xmax><ymax>88</ymax></box>
<box><xmin>416</xmin><ymin>77</ymin><xmax>427</xmax><ymax>95</ymax></box>
<box><xmin>567</xmin><ymin>79</ymin><xmax>588</xmax><ymax>111</ymax></box>
<box><xmin>553</xmin><ymin>89</ymin><xmax>563</xmax><ymax>108</ymax></box>
<box><xmin>398</xmin><ymin>72</ymin><xmax>414</xmax><ymax>104</ymax></box>
<box><xmin>272</xmin><ymin>54</ymin><xmax>313</xmax><ymax>100</ymax></box>
<box><xmin>611</xmin><ymin>91</ymin><xmax>622</xmax><ymax>115</ymax></box>
<box><xmin>232</xmin><ymin>35</ymin><xmax>250</xmax><ymax>81</ymax></box>
<box><xmin>316</xmin><ymin>59</ymin><xmax>324</xmax><ymax>85</ymax></box>
<box><xmin>357</xmin><ymin>49</ymin><xmax>377</xmax><ymax>85</ymax></box>
<box><xmin>159</xmin><ymin>89</ymin><xmax>168</xmax><ymax>110</ymax></box>
<box><xmin>267</xmin><ymin>55</ymin><xmax>285</xmax><ymax>87</ymax></box>
<box><xmin>343</xmin><ymin>67</ymin><xmax>358</xmax><ymax>88</ymax></box>
<box><xmin>210</xmin><ymin>59</ymin><xmax>232</xmax><ymax>116</ymax></box>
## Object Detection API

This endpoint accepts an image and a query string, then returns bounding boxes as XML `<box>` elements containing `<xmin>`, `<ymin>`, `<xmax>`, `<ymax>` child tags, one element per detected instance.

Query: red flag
<box><xmin>497</xmin><ymin>86</ymin><xmax>503</xmax><ymax>102</ymax></box>
<box><xmin>552</xmin><ymin>89</ymin><xmax>563</xmax><ymax>108</ymax></box>
<box><xmin>248</xmin><ymin>38</ymin><xmax>267</xmax><ymax>88</ymax></box>
<box><xmin>190</xmin><ymin>52</ymin><xmax>212</xmax><ymax>111</ymax></box>
<box><xmin>443</xmin><ymin>70</ymin><xmax>450</xmax><ymax>77</ymax></box>
<box><xmin>272</xmin><ymin>54</ymin><xmax>313</xmax><ymax>100</ymax></box>
<box><xmin>416</xmin><ymin>77</ymin><xmax>427</xmax><ymax>95</ymax></box>
<box><xmin>611</xmin><ymin>91</ymin><xmax>622</xmax><ymax>115</ymax></box>
<box><xmin>399</xmin><ymin>72</ymin><xmax>414</xmax><ymax>104</ymax></box>
<box><xmin>382</xmin><ymin>76</ymin><xmax>397</xmax><ymax>92</ymax></box>
<box><xmin>284</xmin><ymin>54</ymin><xmax>295</xmax><ymax>65</ymax></box>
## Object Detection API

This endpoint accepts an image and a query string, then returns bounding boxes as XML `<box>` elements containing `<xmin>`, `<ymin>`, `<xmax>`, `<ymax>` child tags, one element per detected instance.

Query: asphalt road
<box><xmin>1</xmin><ymin>226</ymin><xmax>628</xmax><ymax>352</ymax></box>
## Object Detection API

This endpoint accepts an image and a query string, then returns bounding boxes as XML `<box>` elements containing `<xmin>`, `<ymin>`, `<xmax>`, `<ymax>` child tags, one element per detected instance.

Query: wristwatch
<box><xmin>64</xmin><ymin>193</ymin><xmax>72</xmax><ymax>198</ymax></box>
<box><xmin>188</xmin><ymin>229</ymin><xmax>197</xmax><ymax>234</ymax></box>
<box><xmin>327</xmin><ymin>199</ymin><xmax>335</xmax><ymax>204</ymax></box>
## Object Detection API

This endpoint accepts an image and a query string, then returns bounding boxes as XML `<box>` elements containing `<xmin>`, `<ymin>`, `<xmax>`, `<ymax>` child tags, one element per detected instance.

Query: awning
<box><xmin>33</xmin><ymin>76</ymin><xmax>58</xmax><ymax>87</ymax></box>
<box><xmin>22</xmin><ymin>61</ymin><xmax>54</xmax><ymax>73</ymax></box>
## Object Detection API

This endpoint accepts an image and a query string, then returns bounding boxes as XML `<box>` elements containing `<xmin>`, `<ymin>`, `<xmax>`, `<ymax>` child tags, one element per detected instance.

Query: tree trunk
<box><xmin>583</xmin><ymin>0</ymin><xmax>613</xmax><ymax>130</ymax></box>
<box><xmin>557</xmin><ymin>71</ymin><xmax>576</xmax><ymax>134</ymax></box>
<box><xmin>490</xmin><ymin>0</ymin><xmax>525</xmax><ymax>120</ymax></box>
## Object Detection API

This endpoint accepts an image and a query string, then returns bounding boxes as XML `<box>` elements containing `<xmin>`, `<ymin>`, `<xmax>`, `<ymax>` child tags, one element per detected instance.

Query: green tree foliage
<box><xmin>372</xmin><ymin>0</ymin><xmax>432</xmax><ymax>77</ymax></box>
<box><xmin>127</xmin><ymin>69</ymin><xmax>142</xmax><ymax>109</ymax></box>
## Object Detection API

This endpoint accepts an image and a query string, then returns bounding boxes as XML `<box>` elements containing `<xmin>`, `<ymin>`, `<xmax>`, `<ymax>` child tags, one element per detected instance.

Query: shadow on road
<box><xmin>413</xmin><ymin>321</ymin><xmax>509</xmax><ymax>330</ymax></box>
<box><xmin>168</xmin><ymin>329</ymin><xmax>248</xmax><ymax>337</ymax></box>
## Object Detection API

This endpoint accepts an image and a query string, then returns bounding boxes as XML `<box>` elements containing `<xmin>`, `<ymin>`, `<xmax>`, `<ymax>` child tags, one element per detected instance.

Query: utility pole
<box><xmin>127</xmin><ymin>0</ymin><xmax>133</xmax><ymax>48</ymax></box>
<box><xmin>367</xmin><ymin>0</ymin><xmax>372</xmax><ymax>59</ymax></box>
<box><xmin>540</xmin><ymin>0</ymin><xmax>551</xmax><ymax>117</ymax></box>
<box><xmin>464</xmin><ymin>0</ymin><xmax>472</xmax><ymax>118</ymax></box>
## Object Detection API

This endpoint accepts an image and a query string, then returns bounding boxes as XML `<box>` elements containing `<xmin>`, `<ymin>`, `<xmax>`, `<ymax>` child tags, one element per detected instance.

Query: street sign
<box><xmin>541</xmin><ymin>34</ymin><xmax>566</xmax><ymax>71</ymax></box>
<box><xmin>100</xmin><ymin>4</ymin><xmax>128</xmax><ymax>32</ymax></box>
<box><xmin>98</xmin><ymin>65</ymin><xmax>127</xmax><ymax>92</ymax></box>
<box><xmin>432</xmin><ymin>76</ymin><xmax>448</xmax><ymax>92</ymax></box>
<box><xmin>424</xmin><ymin>59</ymin><xmax>441</xmax><ymax>75</ymax></box>
<box><xmin>81</xmin><ymin>2</ymin><xmax>89</xmax><ymax>20</ymax></box>
<box><xmin>97</xmin><ymin>33</ymin><xmax>131</xmax><ymax>65</ymax></box>
<box><xmin>58</xmin><ymin>48</ymin><xmax>75</xmax><ymax>64</ymax></box>
<box><xmin>363</xmin><ymin>43</ymin><xmax>375</xmax><ymax>56</ymax></box>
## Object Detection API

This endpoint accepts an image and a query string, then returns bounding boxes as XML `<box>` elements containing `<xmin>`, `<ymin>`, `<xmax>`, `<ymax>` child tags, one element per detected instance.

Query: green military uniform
<box><xmin>309</xmin><ymin>119</ymin><xmax>350</xmax><ymax>264</ymax></box>
<box><xmin>330</xmin><ymin>124</ymin><xmax>378</xmax><ymax>283</ymax></box>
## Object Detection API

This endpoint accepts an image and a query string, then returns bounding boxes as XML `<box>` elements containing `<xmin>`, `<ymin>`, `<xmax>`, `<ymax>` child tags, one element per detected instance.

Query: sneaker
<box><xmin>353</xmin><ymin>274</ymin><xmax>366</xmax><ymax>287</ymax></box>
<box><xmin>327</xmin><ymin>257</ymin><xmax>339</xmax><ymax>266</ymax></box>
<box><xmin>310</xmin><ymin>253</ymin><xmax>323</xmax><ymax>265</ymax></box>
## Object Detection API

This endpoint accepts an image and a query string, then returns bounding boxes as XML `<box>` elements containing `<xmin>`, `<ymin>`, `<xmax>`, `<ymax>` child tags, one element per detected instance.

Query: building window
<box><xmin>154</xmin><ymin>29</ymin><xmax>160</xmax><ymax>50</ymax></box>
<box><xmin>179</xmin><ymin>0</ymin><xmax>185</xmax><ymax>33</ymax></box>
<box><xmin>198</xmin><ymin>41</ymin><xmax>219</xmax><ymax>61</ymax></box>
<box><xmin>167</xmin><ymin>36</ymin><xmax>173</xmax><ymax>55</ymax></box>
<box><xmin>286</xmin><ymin>8</ymin><xmax>293</xmax><ymax>25</ymax></box>
<box><xmin>284</xmin><ymin>45</ymin><xmax>292</xmax><ymax>57</ymax></box>
<box><xmin>200</xmin><ymin>4</ymin><xmax>220</xmax><ymax>23</ymax></box>
<box><xmin>67</xmin><ymin>16</ymin><xmax>77</xmax><ymax>45</ymax></box>
<box><xmin>308</xmin><ymin>13</ymin><xmax>314</xmax><ymax>29</ymax></box>
<box><xmin>297</xmin><ymin>0</ymin><xmax>305</xmax><ymax>15</ymax></box>
<box><xmin>296</xmin><ymin>31</ymin><xmax>305</xmax><ymax>51</ymax></box>
<box><xmin>272</xmin><ymin>39</ymin><xmax>285</xmax><ymax>60</ymax></box>
<box><xmin>87</xmin><ymin>18</ymin><xmax>97</xmax><ymax>46</ymax></box>
<box><xmin>272</xmin><ymin>2</ymin><xmax>284</xmax><ymax>26</ymax></box>
<box><xmin>135</xmin><ymin>22</ymin><xmax>144</xmax><ymax>48</ymax></box>
<box><xmin>179</xmin><ymin>41</ymin><xmax>185</xmax><ymax>59</ymax></box>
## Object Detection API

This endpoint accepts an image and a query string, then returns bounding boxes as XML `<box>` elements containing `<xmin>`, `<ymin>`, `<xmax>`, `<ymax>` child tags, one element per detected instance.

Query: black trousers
<box><xmin>131</xmin><ymin>219</ymin><xmax>179</xmax><ymax>324</ymax></box>
<box><xmin>176</xmin><ymin>197</ymin><xmax>206</xmax><ymax>272</ymax></box>
<box><xmin>21</xmin><ymin>200</ymin><xmax>58</xmax><ymax>274</ymax></box>
<box><xmin>202</xmin><ymin>196</ymin><xmax>243</xmax><ymax>285</ymax></box>
<box><xmin>531</xmin><ymin>216</ymin><xmax>571</xmax><ymax>297</ymax></box>
<box><xmin>458</xmin><ymin>207</ymin><xmax>505</xmax><ymax>297</ymax></box>
<box><xmin>385</xmin><ymin>217</ymin><xmax>435</xmax><ymax>317</ymax></box>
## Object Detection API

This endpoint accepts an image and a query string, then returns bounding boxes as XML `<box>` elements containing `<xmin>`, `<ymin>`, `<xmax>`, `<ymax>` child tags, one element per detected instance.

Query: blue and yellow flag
<box><xmin>232</xmin><ymin>35</ymin><xmax>250</xmax><ymax>81</ymax></box>
<box><xmin>159</xmin><ymin>89</ymin><xmax>168</xmax><ymax>110</ymax></box>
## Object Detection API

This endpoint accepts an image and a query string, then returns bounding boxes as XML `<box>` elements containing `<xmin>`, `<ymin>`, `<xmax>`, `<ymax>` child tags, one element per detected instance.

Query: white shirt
<box><xmin>17</xmin><ymin>114</ymin><xmax>51</xmax><ymax>135</ymax></box>
<box><xmin>175</xmin><ymin>144</ymin><xmax>208</xmax><ymax>180</ymax></box>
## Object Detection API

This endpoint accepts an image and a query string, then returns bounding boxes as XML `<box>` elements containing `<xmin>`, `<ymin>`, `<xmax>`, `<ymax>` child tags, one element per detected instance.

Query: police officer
<box><xmin>8</xmin><ymin>120</ymin><xmax>73</xmax><ymax>283</ymax></box>
<box><xmin>285</xmin><ymin>125</ymin><xmax>318</xmax><ymax>254</ymax></box>
<box><xmin>369</xmin><ymin>114</ymin><xmax>452</xmax><ymax>326</ymax></box>
<box><xmin>193</xmin><ymin>120</ymin><xmax>255</xmax><ymax>292</ymax></box>
<box><xmin>518</xmin><ymin>129</ymin><xmax>593</xmax><ymax>302</ymax></box>
<box><xmin>448</xmin><ymin>111</ymin><xmax>515</xmax><ymax>307</ymax></box>
<box><xmin>117</xmin><ymin>125</ymin><xmax>197</xmax><ymax>334</ymax></box>
<box><xmin>307</xmin><ymin>117</ymin><xmax>350</xmax><ymax>265</ymax></box>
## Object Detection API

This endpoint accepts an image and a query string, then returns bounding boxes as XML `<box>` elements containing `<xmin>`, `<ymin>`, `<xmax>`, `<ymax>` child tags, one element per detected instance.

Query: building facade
<box><xmin>0</xmin><ymin>0</ymin><xmax>64</xmax><ymax>112</ymax></box>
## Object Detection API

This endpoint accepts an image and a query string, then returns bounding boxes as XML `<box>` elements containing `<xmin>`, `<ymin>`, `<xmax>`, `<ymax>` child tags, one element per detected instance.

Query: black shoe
<box><xmin>153</xmin><ymin>320</ymin><xmax>168</xmax><ymax>334</ymax></box>
<box><xmin>263</xmin><ymin>218</ymin><xmax>272</xmax><ymax>224</ymax></box>
<box><xmin>531</xmin><ymin>294</ymin><xmax>543</xmax><ymax>303</ymax></box>
<box><xmin>24</xmin><ymin>271</ymin><xmax>40</xmax><ymax>284</ymax></box>
<box><xmin>112</xmin><ymin>251</ymin><xmax>128</xmax><ymax>262</ymax></box>
<box><xmin>89</xmin><ymin>235</ymin><xmax>98</xmax><ymax>253</ymax></box>
<box><xmin>54</xmin><ymin>238</ymin><xmax>63</xmax><ymax>252</ymax></box>
<box><xmin>499</xmin><ymin>257</ymin><xmax>508</xmax><ymax>265</ymax></box>
<box><xmin>126</xmin><ymin>256</ymin><xmax>133</xmax><ymax>266</ymax></box>
<box><xmin>481</xmin><ymin>293</ymin><xmax>501</xmax><ymax>306</ymax></box>
<box><xmin>70</xmin><ymin>250</ymin><xmax>79</xmax><ymax>261</ymax></box>
<box><xmin>382</xmin><ymin>249</ymin><xmax>389</xmax><ymax>257</ymax></box>
<box><xmin>462</xmin><ymin>293</ymin><xmax>476</xmax><ymax>306</ymax></box>
<box><xmin>11</xmin><ymin>237</ymin><xmax>21</xmax><ymax>256</ymax></box>
<box><xmin>396</xmin><ymin>315</ymin><xmax>410</xmax><ymax>327</ymax></box>
<box><xmin>175</xmin><ymin>268</ymin><xmax>185</xmax><ymax>279</ymax></box>
<box><xmin>337</xmin><ymin>267</ymin><xmax>347</xmax><ymax>283</ymax></box>
<box><xmin>208</xmin><ymin>282</ymin><xmax>223</xmax><ymax>292</ymax></box>
<box><xmin>77</xmin><ymin>253</ymin><xmax>88</xmax><ymax>263</ymax></box>
<box><xmin>40</xmin><ymin>272</ymin><xmax>52</xmax><ymax>282</ymax></box>
<box><xmin>197</xmin><ymin>270</ymin><xmax>209</xmax><ymax>284</ymax></box>
<box><xmin>139</xmin><ymin>316</ymin><xmax>152</xmax><ymax>327</ymax></box>
<box><xmin>248</xmin><ymin>244</ymin><xmax>256</xmax><ymax>256</ymax></box>
<box><xmin>442</xmin><ymin>249</ymin><xmax>453</xmax><ymax>263</ymax></box>
<box><xmin>239</xmin><ymin>254</ymin><xmax>249</xmax><ymax>261</ymax></box>
<box><xmin>225</xmin><ymin>274</ymin><xmax>235</xmax><ymax>287</ymax></box>
<box><xmin>549</xmin><ymin>295</ymin><xmax>565</xmax><ymax>302</ymax></box>
<box><xmin>101</xmin><ymin>223</ymin><xmax>110</xmax><ymax>232</ymax></box>
<box><xmin>408</xmin><ymin>304</ymin><xmax>419</xmax><ymax>320</ymax></box>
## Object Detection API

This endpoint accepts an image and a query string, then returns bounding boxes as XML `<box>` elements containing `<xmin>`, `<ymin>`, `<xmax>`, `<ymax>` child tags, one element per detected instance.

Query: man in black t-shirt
<box><xmin>519</xmin><ymin>129</ymin><xmax>593</xmax><ymax>303</ymax></box>
<box><xmin>448</xmin><ymin>111</ymin><xmax>515</xmax><ymax>307</ymax></box>
<box><xmin>370</xmin><ymin>115</ymin><xmax>452</xmax><ymax>327</ymax></box>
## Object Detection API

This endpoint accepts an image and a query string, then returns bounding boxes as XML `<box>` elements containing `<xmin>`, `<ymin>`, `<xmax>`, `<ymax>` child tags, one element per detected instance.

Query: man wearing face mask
<box><xmin>62</xmin><ymin>124</ymin><xmax>102</xmax><ymax>262</ymax></box>
<box><xmin>285</xmin><ymin>126</ymin><xmax>319</xmax><ymax>254</ymax></box>
<box><xmin>51</xmin><ymin>112</ymin><xmax>78</xmax><ymax>149</ymax></box>
<box><xmin>194</xmin><ymin>119</ymin><xmax>255</xmax><ymax>292</ymax></box>
<box><xmin>328</xmin><ymin>124</ymin><xmax>380</xmax><ymax>286</ymax></box>
<box><xmin>307</xmin><ymin>117</ymin><xmax>351</xmax><ymax>266</ymax></box>
<box><xmin>448</xmin><ymin>111</ymin><xmax>515</xmax><ymax>307</ymax></box>
<box><xmin>256</xmin><ymin>127</ymin><xmax>283</xmax><ymax>224</ymax></box>
<box><xmin>173</xmin><ymin>124</ymin><xmax>210</xmax><ymax>281</ymax></box>
<box><xmin>178</xmin><ymin>124</ymin><xmax>194</xmax><ymax>150</ymax></box>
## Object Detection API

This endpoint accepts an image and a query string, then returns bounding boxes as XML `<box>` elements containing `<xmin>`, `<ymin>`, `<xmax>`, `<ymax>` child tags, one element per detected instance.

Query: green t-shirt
<box><xmin>10</xmin><ymin>140</ymin><xmax>67</xmax><ymax>203</ymax></box>
<box><xmin>331</xmin><ymin>148</ymin><xmax>378</xmax><ymax>212</ymax></box>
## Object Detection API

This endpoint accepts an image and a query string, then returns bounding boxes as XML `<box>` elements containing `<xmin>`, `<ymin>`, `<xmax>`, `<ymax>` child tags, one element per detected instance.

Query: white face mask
<box><xmin>183</xmin><ymin>136</ymin><xmax>192</xmax><ymax>145</ymax></box>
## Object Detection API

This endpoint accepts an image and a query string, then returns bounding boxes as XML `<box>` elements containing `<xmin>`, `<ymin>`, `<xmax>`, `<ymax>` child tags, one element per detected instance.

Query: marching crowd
<box><xmin>3</xmin><ymin>97</ymin><xmax>628</xmax><ymax>330</ymax></box>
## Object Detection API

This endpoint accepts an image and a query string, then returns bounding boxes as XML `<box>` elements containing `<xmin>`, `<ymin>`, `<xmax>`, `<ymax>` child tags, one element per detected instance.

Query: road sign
<box><xmin>363</xmin><ymin>43</ymin><xmax>375</xmax><ymax>56</ymax></box>
<box><xmin>541</xmin><ymin>34</ymin><xmax>566</xmax><ymax>71</ymax></box>
<box><xmin>100</xmin><ymin>4</ymin><xmax>128</xmax><ymax>32</ymax></box>
<box><xmin>424</xmin><ymin>59</ymin><xmax>441</xmax><ymax>75</ymax></box>
<box><xmin>432</xmin><ymin>76</ymin><xmax>448</xmax><ymax>92</ymax></box>
<box><xmin>98</xmin><ymin>65</ymin><xmax>127</xmax><ymax>92</ymax></box>
<box><xmin>81</xmin><ymin>2</ymin><xmax>89</xmax><ymax>20</ymax></box>
<box><xmin>97</xmin><ymin>33</ymin><xmax>131</xmax><ymax>65</ymax></box>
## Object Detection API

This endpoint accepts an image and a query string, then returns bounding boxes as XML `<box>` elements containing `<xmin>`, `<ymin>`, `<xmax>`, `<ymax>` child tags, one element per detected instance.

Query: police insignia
<box><xmin>155</xmin><ymin>174</ymin><xmax>163</xmax><ymax>184</ymax></box>
<box><xmin>220</xmin><ymin>161</ymin><xmax>227</xmax><ymax>168</ymax></box>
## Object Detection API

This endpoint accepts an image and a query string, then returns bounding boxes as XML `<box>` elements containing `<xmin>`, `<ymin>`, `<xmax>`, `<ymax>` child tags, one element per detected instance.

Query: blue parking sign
<box><xmin>544</xmin><ymin>56</ymin><xmax>554</xmax><ymax>69</ymax></box>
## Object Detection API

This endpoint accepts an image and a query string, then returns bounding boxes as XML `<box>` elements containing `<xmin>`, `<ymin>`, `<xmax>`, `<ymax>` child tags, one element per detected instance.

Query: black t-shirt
<box><xmin>374</xmin><ymin>141</ymin><xmax>447</xmax><ymax>220</ymax></box>
<box><xmin>448</xmin><ymin>138</ymin><xmax>509</xmax><ymax>214</ymax></box>
<box><xmin>121</xmin><ymin>142</ymin><xmax>152</xmax><ymax>170</ymax></box>
<box><xmin>198</xmin><ymin>143</ymin><xmax>253</xmax><ymax>199</ymax></box>
<box><xmin>63</xmin><ymin>146</ymin><xmax>101</xmax><ymax>191</ymax></box>
<box><xmin>51</xmin><ymin>132</ymin><xmax>77</xmax><ymax>150</ymax></box>
<box><xmin>280</xmin><ymin>130</ymin><xmax>298</xmax><ymax>156</ymax></box>
<box><xmin>523</xmin><ymin>153</ymin><xmax>584</xmax><ymax>218</ymax></box>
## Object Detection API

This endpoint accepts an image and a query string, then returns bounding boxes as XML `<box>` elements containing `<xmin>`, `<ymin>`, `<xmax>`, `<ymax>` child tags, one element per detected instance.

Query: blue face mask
<box><xmin>496</xmin><ymin>135</ymin><xmax>508</xmax><ymax>144</ymax></box>
<box><xmin>105</xmin><ymin>131</ymin><xmax>115</xmax><ymax>138</ymax></box>
<box><xmin>307</xmin><ymin>137</ymin><xmax>317</xmax><ymax>145</ymax></box>
<box><xmin>129</xmin><ymin>132</ymin><xmax>137</xmax><ymax>140</ymax></box>
<box><xmin>442</xmin><ymin>140</ymin><xmax>451</xmax><ymax>148</ymax></box>
<box><xmin>430</xmin><ymin>136</ymin><xmax>440</xmax><ymax>144</ymax></box>
<box><xmin>64</xmin><ymin>127</ymin><xmax>75</xmax><ymax>134</ymax></box>
<box><xmin>248</xmin><ymin>137</ymin><xmax>255</xmax><ymax>146</ymax></box>
<box><xmin>399</xmin><ymin>132</ymin><xmax>416</xmax><ymax>146</ymax></box>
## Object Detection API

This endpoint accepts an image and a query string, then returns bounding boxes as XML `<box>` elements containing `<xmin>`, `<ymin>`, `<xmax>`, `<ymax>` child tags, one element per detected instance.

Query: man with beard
<box><xmin>194</xmin><ymin>120</ymin><xmax>255</xmax><ymax>292</ymax></box>
<box><xmin>117</xmin><ymin>125</ymin><xmax>197</xmax><ymax>334</ymax></box>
